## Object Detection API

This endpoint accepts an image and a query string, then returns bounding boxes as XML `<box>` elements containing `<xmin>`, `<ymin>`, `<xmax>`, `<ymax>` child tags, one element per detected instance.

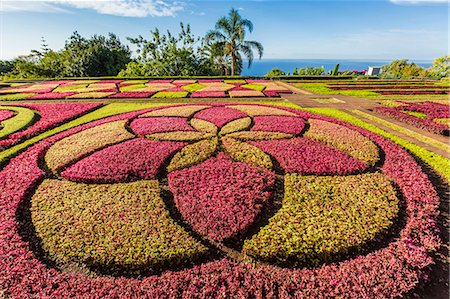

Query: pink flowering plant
<box><xmin>375</xmin><ymin>101</ymin><xmax>449</xmax><ymax>135</ymax></box>
<box><xmin>0</xmin><ymin>103</ymin><xmax>441</xmax><ymax>298</ymax></box>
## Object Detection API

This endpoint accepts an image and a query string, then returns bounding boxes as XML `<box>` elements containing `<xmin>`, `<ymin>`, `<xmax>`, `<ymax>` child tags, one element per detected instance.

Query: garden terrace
<box><xmin>0</xmin><ymin>101</ymin><xmax>444</xmax><ymax>298</ymax></box>
<box><xmin>0</xmin><ymin>79</ymin><xmax>294</xmax><ymax>100</ymax></box>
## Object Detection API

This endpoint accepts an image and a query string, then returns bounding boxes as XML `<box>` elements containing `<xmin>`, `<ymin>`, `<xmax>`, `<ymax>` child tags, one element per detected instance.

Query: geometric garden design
<box><xmin>0</xmin><ymin>103</ymin><xmax>440</xmax><ymax>298</ymax></box>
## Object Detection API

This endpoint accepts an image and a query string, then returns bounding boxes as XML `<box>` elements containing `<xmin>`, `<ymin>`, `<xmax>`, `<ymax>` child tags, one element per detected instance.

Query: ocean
<box><xmin>240</xmin><ymin>59</ymin><xmax>433</xmax><ymax>76</ymax></box>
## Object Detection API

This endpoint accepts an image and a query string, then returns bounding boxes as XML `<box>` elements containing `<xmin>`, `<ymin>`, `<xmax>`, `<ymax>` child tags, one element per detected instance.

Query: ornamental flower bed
<box><xmin>190</xmin><ymin>91</ymin><xmax>227</xmax><ymax>98</ymax></box>
<box><xmin>109</xmin><ymin>91</ymin><xmax>155</xmax><ymax>98</ymax></box>
<box><xmin>0</xmin><ymin>80</ymin><xmax>292</xmax><ymax>100</ymax></box>
<box><xmin>0</xmin><ymin>103</ymin><xmax>441</xmax><ymax>298</ymax></box>
<box><xmin>0</xmin><ymin>103</ymin><xmax>102</xmax><ymax>148</ymax></box>
<box><xmin>374</xmin><ymin>101</ymin><xmax>449</xmax><ymax>135</ymax></box>
<box><xmin>26</xmin><ymin>92</ymin><xmax>76</xmax><ymax>100</ymax></box>
<box><xmin>0</xmin><ymin>110</ymin><xmax>15</xmax><ymax>122</ymax></box>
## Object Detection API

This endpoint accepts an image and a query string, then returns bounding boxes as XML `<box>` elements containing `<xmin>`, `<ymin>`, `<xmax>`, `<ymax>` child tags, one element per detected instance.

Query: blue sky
<box><xmin>0</xmin><ymin>0</ymin><xmax>448</xmax><ymax>61</ymax></box>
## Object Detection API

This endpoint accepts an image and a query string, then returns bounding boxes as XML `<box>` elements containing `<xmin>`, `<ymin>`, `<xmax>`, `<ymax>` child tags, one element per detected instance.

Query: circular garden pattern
<box><xmin>0</xmin><ymin>103</ymin><xmax>440</xmax><ymax>298</ymax></box>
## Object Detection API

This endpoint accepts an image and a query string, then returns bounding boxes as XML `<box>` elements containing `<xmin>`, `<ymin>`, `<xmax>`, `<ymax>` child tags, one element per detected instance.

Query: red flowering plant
<box><xmin>0</xmin><ymin>103</ymin><xmax>440</xmax><ymax>298</ymax></box>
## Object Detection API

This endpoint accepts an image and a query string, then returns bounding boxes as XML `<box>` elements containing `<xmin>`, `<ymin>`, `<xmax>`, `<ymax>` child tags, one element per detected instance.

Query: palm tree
<box><xmin>206</xmin><ymin>8</ymin><xmax>263</xmax><ymax>76</ymax></box>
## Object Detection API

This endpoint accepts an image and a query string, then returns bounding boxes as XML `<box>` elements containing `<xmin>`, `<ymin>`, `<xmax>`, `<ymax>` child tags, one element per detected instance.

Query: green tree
<box><xmin>0</xmin><ymin>60</ymin><xmax>15</xmax><ymax>76</ymax></box>
<box><xmin>5</xmin><ymin>32</ymin><xmax>131</xmax><ymax>79</ymax></box>
<box><xmin>121</xmin><ymin>23</ymin><xmax>219</xmax><ymax>76</ymax></box>
<box><xmin>61</xmin><ymin>32</ymin><xmax>131</xmax><ymax>77</ymax></box>
<box><xmin>381</xmin><ymin>59</ymin><xmax>425</xmax><ymax>79</ymax></box>
<box><xmin>265</xmin><ymin>68</ymin><xmax>285</xmax><ymax>77</ymax></box>
<box><xmin>428</xmin><ymin>55</ymin><xmax>450</xmax><ymax>78</ymax></box>
<box><xmin>206</xmin><ymin>8</ymin><xmax>263</xmax><ymax>76</ymax></box>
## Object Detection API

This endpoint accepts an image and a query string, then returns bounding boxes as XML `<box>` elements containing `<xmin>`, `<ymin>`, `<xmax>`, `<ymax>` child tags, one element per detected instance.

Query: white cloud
<box><xmin>390</xmin><ymin>0</ymin><xmax>448</xmax><ymax>4</ymax></box>
<box><xmin>0</xmin><ymin>0</ymin><xmax>185</xmax><ymax>17</ymax></box>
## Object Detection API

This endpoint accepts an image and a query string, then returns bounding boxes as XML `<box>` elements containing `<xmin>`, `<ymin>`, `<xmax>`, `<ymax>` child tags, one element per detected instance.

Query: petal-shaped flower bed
<box><xmin>45</xmin><ymin>120</ymin><xmax>134</xmax><ymax>174</ymax></box>
<box><xmin>251</xmin><ymin>116</ymin><xmax>305</xmax><ymax>135</ymax></box>
<box><xmin>243</xmin><ymin>172</ymin><xmax>399</xmax><ymax>266</ymax></box>
<box><xmin>193</xmin><ymin>107</ymin><xmax>247</xmax><ymax>128</ymax></box>
<box><xmin>304</xmin><ymin>119</ymin><xmax>379</xmax><ymax>166</ymax></box>
<box><xmin>250</xmin><ymin>138</ymin><xmax>368</xmax><ymax>174</ymax></box>
<box><xmin>130</xmin><ymin>117</ymin><xmax>194</xmax><ymax>135</ymax></box>
<box><xmin>32</xmin><ymin>179</ymin><xmax>207</xmax><ymax>272</ymax></box>
<box><xmin>168</xmin><ymin>153</ymin><xmax>276</xmax><ymax>242</ymax></box>
<box><xmin>61</xmin><ymin>139</ymin><xmax>186</xmax><ymax>183</ymax></box>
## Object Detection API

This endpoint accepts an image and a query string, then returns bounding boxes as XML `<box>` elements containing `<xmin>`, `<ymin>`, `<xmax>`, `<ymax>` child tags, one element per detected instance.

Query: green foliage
<box><xmin>241</xmin><ymin>83</ymin><xmax>265</xmax><ymax>91</ymax></box>
<box><xmin>190</xmin><ymin>119</ymin><xmax>218</xmax><ymax>134</ymax></box>
<box><xmin>304</xmin><ymin>119</ymin><xmax>380</xmax><ymax>166</ymax></box>
<box><xmin>0</xmin><ymin>106</ymin><xmax>36</xmax><ymax>139</ymax></box>
<box><xmin>219</xmin><ymin>117</ymin><xmax>251</xmax><ymax>135</ymax></box>
<box><xmin>294</xmin><ymin>83</ymin><xmax>379</xmax><ymax>97</ymax></box>
<box><xmin>304</xmin><ymin>107</ymin><xmax>450</xmax><ymax>182</ymax></box>
<box><xmin>332</xmin><ymin>64</ymin><xmax>340</xmax><ymax>76</ymax></box>
<box><xmin>152</xmin><ymin>91</ymin><xmax>189</xmax><ymax>98</ymax></box>
<box><xmin>32</xmin><ymin>179</ymin><xmax>207</xmax><ymax>272</ymax></box>
<box><xmin>243</xmin><ymin>173</ymin><xmax>398</xmax><ymax>266</ymax></box>
<box><xmin>0</xmin><ymin>93</ymin><xmax>35</xmax><ymax>101</ymax></box>
<box><xmin>265</xmin><ymin>68</ymin><xmax>286</xmax><ymax>77</ymax></box>
<box><xmin>0</xmin><ymin>60</ymin><xmax>14</xmax><ymax>76</ymax></box>
<box><xmin>182</xmin><ymin>83</ymin><xmax>204</xmax><ymax>92</ymax></box>
<box><xmin>428</xmin><ymin>55</ymin><xmax>450</xmax><ymax>79</ymax></box>
<box><xmin>293</xmin><ymin>66</ymin><xmax>325</xmax><ymax>76</ymax></box>
<box><xmin>402</xmin><ymin>110</ymin><xmax>427</xmax><ymax>119</ymax></box>
<box><xmin>120</xmin><ymin>23</ymin><xmax>220</xmax><ymax>77</ymax></box>
<box><xmin>221</xmin><ymin>136</ymin><xmax>272</xmax><ymax>169</ymax></box>
<box><xmin>45</xmin><ymin>120</ymin><xmax>134</xmax><ymax>174</ymax></box>
<box><xmin>168</xmin><ymin>138</ymin><xmax>218</xmax><ymax>172</ymax></box>
<box><xmin>381</xmin><ymin>59</ymin><xmax>428</xmax><ymax>79</ymax></box>
<box><xmin>5</xmin><ymin>32</ymin><xmax>131</xmax><ymax>79</ymax></box>
<box><xmin>205</xmin><ymin>8</ymin><xmax>264</xmax><ymax>75</ymax></box>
